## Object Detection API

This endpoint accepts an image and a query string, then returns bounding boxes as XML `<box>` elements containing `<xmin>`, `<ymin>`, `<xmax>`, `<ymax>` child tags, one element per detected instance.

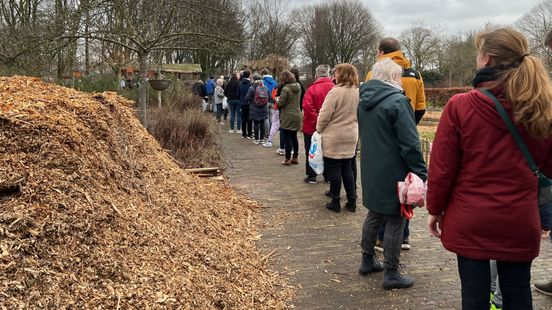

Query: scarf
<box><xmin>472</xmin><ymin>66</ymin><xmax>501</xmax><ymax>88</ymax></box>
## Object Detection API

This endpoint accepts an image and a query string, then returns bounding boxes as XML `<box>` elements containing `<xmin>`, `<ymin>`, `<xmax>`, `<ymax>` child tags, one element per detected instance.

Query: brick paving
<box><xmin>220</xmin><ymin>126</ymin><xmax>552</xmax><ymax>310</ymax></box>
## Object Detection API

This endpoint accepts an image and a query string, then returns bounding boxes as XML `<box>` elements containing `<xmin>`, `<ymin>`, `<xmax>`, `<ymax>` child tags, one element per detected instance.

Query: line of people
<box><xmin>200</xmin><ymin>27</ymin><xmax>552</xmax><ymax>309</ymax></box>
<box><xmin>343</xmin><ymin>28</ymin><xmax>552</xmax><ymax>309</ymax></box>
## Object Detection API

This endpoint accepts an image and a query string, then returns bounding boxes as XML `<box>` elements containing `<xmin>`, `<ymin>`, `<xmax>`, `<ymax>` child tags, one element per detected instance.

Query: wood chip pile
<box><xmin>0</xmin><ymin>77</ymin><xmax>292</xmax><ymax>308</ymax></box>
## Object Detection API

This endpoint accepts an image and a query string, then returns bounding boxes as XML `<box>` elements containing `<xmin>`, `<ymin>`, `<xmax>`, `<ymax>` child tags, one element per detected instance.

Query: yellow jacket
<box><xmin>365</xmin><ymin>51</ymin><xmax>426</xmax><ymax>113</ymax></box>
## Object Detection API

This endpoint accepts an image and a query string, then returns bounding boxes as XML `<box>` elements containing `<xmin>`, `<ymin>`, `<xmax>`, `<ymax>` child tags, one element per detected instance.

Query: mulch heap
<box><xmin>0</xmin><ymin>76</ymin><xmax>292</xmax><ymax>308</ymax></box>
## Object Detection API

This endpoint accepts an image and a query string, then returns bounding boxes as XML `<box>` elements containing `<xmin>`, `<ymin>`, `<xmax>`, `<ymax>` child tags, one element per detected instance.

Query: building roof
<box><xmin>159</xmin><ymin>63</ymin><xmax>202</xmax><ymax>74</ymax></box>
<box><xmin>123</xmin><ymin>63</ymin><xmax>202</xmax><ymax>74</ymax></box>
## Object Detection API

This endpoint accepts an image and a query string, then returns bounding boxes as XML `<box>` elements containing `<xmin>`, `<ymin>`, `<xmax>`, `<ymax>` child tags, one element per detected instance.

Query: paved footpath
<box><xmin>220</xmin><ymin>127</ymin><xmax>552</xmax><ymax>310</ymax></box>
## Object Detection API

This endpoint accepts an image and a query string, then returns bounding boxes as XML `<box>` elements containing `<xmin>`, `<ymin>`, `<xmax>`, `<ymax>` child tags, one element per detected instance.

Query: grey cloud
<box><xmin>289</xmin><ymin>0</ymin><xmax>541</xmax><ymax>35</ymax></box>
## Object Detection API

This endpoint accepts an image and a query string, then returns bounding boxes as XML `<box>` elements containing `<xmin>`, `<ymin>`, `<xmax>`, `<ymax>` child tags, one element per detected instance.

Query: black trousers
<box><xmin>281</xmin><ymin>128</ymin><xmax>299</xmax><ymax>160</ymax></box>
<box><xmin>323</xmin><ymin>157</ymin><xmax>356</xmax><ymax>200</ymax></box>
<box><xmin>351</xmin><ymin>153</ymin><xmax>357</xmax><ymax>188</ymax></box>
<box><xmin>252</xmin><ymin>119</ymin><xmax>266</xmax><ymax>141</ymax></box>
<box><xmin>457</xmin><ymin>255</ymin><xmax>532</xmax><ymax>310</ymax></box>
<box><xmin>241</xmin><ymin>105</ymin><xmax>252</xmax><ymax>138</ymax></box>
<box><xmin>304</xmin><ymin>134</ymin><xmax>317</xmax><ymax>177</ymax></box>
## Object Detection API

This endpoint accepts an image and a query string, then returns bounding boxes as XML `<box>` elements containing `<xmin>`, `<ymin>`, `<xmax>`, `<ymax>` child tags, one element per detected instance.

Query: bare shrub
<box><xmin>147</xmin><ymin>81</ymin><xmax>221</xmax><ymax>168</ymax></box>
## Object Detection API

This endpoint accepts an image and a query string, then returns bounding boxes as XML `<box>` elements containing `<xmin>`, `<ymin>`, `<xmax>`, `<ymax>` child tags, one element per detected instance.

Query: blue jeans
<box><xmin>228</xmin><ymin>99</ymin><xmax>241</xmax><ymax>130</ymax></box>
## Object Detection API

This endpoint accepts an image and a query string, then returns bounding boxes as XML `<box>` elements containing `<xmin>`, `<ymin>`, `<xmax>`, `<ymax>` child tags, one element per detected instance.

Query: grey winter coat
<box><xmin>214</xmin><ymin>85</ymin><xmax>225</xmax><ymax>105</ymax></box>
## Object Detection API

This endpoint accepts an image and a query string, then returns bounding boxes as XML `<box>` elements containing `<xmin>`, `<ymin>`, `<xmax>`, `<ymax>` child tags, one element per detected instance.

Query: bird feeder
<box><xmin>148</xmin><ymin>79</ymin><xmax>171</xmax><ymax>108</ymax></box>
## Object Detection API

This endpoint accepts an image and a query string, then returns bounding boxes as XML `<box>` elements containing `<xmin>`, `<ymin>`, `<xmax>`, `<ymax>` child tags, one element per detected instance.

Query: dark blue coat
<box><xmin>239</xmin><ymin>79</ymin><xmax>252</xmax><ymax>106</ymax></box>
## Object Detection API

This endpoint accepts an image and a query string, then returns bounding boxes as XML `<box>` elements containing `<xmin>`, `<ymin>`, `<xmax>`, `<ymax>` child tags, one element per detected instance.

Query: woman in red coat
<box><xmin>427</xmin><ymin>27</ymin><xmax>552</xmax><ymax>309</ymax></box>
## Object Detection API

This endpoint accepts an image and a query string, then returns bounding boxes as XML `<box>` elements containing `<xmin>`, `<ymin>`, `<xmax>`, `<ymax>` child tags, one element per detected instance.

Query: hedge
<box><xmin>425</xmin><ymin>87</ymin><xmax>472</xmax><ymax>107</ymax></box>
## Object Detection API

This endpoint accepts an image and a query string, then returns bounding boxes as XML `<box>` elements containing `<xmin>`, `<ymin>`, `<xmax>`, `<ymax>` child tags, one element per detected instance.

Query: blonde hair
<box><xmin>371</xmin><ymin>58</ymin><xmax>403</xmax><ymax>85</ymax></box>
<box><xmin>476</xmin><ymin>27</ymin><xmax>552</xmax><ymax>138</ymax></box>
<box><xmin>335</xmin><ymin>63</ymin><xmax>359</xmax><ymax>87</ymax></box>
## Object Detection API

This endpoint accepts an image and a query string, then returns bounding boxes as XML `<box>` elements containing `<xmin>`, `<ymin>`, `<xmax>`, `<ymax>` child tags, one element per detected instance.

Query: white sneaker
<box><xmin>263</xmin><ymin>141</ymin><xmax>273</xmax><ymax>147</ymax></box>
<box><xmin>220</xmin><ymin>121</ymin><xmax>225</xmax><ymax>125</ymax></box>
<box><xmin>253</xmin><ymin>140</ymin><xmax>260</xmax><ymax>145</ymax></box>
<box><xmin>276</xmin><ymin>148</ymin><xmax>285</xmax><ymax>155</ymax></box>
<box><xmin>228</xmin><ymin>129</ymin><xmax>235</xmax><ymax>133</ymax></box>
<box><xmin>237</xmin><ymin>129</ymin><xmax>242</xmax><ymax>134</ymax></box>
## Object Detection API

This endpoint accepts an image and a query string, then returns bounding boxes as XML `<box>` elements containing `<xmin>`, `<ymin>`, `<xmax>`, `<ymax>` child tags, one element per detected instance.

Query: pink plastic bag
<box><xmin>397</xmin><ymin>173</ymin><xmax>426</xmax><ymax>208</ymax></box>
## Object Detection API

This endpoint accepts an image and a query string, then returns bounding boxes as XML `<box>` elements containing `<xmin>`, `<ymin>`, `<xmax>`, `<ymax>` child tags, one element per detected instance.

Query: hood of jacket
<box><xmin>240</xmin><ymin>79</ymin><xmax>251</xmax><ymax>87</ymax></box>
<box><xmin>262</xmin><ymin>75</ymin><xmax>277</xmax><ymax>88</ymax></box>
<box><xmin>312</xmin><ymin>77</ymin><xmax>334</xmax><ymax>87</ymax></box>
<box><xmin>359</xmin><ymin>79</ymin><xmax>404</xmax><ymax>111</ymax></box>
<box><xmin>379</xmin><ymin>51</ymin><xmax>411</xmax><ymax>69</ymax></box>
<box><xmin>466</xmin><ymin>82</ymin><xmax>511</xmax><ymax>133</ymax></box>
<box><xmin>285</xmin><ymin>82</ymin><xmax>301</xmax><ymax>94</ymax></box>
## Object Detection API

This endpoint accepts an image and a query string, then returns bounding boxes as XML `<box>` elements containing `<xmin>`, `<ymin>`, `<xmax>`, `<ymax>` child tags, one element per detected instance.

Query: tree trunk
<box><xmin>84</xmin><ymin>10</ymin><xmax>90</xmax><ymax>75</ymax></box>
<box><xmin>138</xmin><ymin>52</ymin><xmax>148</xmax><ymax>126</ymax></box>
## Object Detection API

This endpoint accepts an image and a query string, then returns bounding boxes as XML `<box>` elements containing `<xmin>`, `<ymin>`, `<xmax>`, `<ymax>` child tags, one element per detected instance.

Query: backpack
<box><xmin>254</xmin><ymin>84</ymin><xmax>269</xmax><ymax>107</ymax></box>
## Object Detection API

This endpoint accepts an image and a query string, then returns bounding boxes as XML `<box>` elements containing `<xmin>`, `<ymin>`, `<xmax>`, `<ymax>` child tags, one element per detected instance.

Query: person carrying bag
<box><xmin>481</xmin><ymin>88</ymin><xmax>552</xmax><ymax>229</ymax></box>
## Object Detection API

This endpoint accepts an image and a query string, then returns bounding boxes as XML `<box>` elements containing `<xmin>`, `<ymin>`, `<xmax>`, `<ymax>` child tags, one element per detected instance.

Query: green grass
<box><xmin>419</xmin><ymin>131</ymin><xmax>436</xmax><ymax>141</ymax></box>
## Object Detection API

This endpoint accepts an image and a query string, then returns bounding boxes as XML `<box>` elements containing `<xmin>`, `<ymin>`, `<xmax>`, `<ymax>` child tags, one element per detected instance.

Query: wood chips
<box><xmin>0</xmin><ymin>77</ymin><xmax>293</xmax><ymax>309</ymax></box>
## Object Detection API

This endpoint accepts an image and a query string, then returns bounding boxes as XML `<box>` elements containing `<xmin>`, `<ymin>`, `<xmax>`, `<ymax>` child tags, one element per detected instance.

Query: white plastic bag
<box><xmin>222</xmin><ymin>96</ymin><xmax>228</xmax><ymax>110</ymax></box>
<box><xmin>308</xmin><ymin>132</ymin><xmax>324</xmax><ymax>175</ymax></box>
<box><xmin>397</xmin><ymin>173</ymin><xmax>426</xmax><ymax>207</ymax></box>
<box><xmin>201</xmin><ymin>99</ymin><xmax>208</xmax><ymax>112</ymax></box>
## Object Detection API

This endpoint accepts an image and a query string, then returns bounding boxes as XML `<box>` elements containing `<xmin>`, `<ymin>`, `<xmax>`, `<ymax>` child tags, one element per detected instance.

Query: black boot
<box><xmin>325</xmin><ymin>198</ymin><xmax>341</xmax><ymax>213</ymax></box>
<box><xmin>345</xmin><ymin>198</ymin><xmax>356</xmax><ymax>212</ymax></box>
<box><xmin>383</xmin><ymin>268</ymin><xmax>414</xmax><ymax>290</ymax></box>
<box><xmin>358</xmin><ymin>254</ymin><xmax>384</xmax><ymax>275</ymax></box>
<box><xmin>535</xmin><ymin>280</ymin><xmax>552</xmax><ymax>296</ymax></box>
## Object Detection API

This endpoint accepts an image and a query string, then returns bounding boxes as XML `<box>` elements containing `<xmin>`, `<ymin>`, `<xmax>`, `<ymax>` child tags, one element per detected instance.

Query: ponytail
<box><xmin>476</xmin><ymin>27</ymin><xmax>552</xmax><ymax>138</ymax></box>
<box><xmin>504</xmin><ymin>55</ymin><xmax>552</xmax><ymax>138</ymax></box>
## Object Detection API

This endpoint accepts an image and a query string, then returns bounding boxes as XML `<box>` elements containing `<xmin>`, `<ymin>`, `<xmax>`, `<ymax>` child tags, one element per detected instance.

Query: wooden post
<box><xmin>158</xmin><ymin>91</ymin><xmax>162</xmax><ymax>108</ymax></box>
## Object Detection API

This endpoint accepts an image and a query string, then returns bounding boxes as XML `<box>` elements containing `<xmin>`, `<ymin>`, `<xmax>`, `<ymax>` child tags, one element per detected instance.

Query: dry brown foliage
<box><xmin>148</xmin><ymin>91</ymin><xmax>222</xmax><ymax>169</ymax></box>
<box><xmin>0</xmin><ymin>77</ymin><xmax>292</xmax><ymax>309</ymax></box>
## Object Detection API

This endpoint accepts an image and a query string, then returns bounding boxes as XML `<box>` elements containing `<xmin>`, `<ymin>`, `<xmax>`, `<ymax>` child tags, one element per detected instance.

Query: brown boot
<box><xmin>291</xmin><ymin>155</ymin><xmax>299</xmax><ymax>164</ymax></box>
<box><xmin>282</xmin><ymin>159</ymin><xmax>291</xmax><ymax>166</ymax></box>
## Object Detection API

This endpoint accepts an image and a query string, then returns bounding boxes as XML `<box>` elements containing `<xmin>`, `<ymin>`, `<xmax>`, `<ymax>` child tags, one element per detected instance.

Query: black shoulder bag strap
<box><xmin>480</xmin><ymin>88</ymin><xmax>539</xmax><ymax>173</ymax></box>
<box><xmin>480</xmin><ymin>88</ymin><xmax>552</xmax><ymax>205</ymax></box>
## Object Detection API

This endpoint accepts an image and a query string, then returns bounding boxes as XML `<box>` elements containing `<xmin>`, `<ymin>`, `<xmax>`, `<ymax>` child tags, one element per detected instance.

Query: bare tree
<box><xmin>438</xmin><ymin>32</ymin><xmax>477</xmax><ymax>87</ymax></box>
<box><xmin>167</xmin><ymin>0</ymin><xmax>245</xmax><ymax>77</ymax></box>
<box><xmin>52</xmin><ymin>0</ymin><xmax>242</xmax><ymax>123</ymax></box>
<box><xmin>399</xmin><ymin>22</ymin><xmax>443</xmax><ymax>71</ymax></box>
<box><xmin>517</xmin><ymin>0</ymin><xmax>552</xmax><ymax>68</ymax></box>
<box><xmin>0</xmin><ymin>0</ymin><xmax>51</xmax><ymax>74</ymax></box>
<box><xmin>246</xmin><ymin>0</ymin><xmax>299</xmax><ymax>60</ymax></box>
<box><xmin>295</xmin><ymin>0</ymin><xmax>380</xmax><ymax>76</ymax></box>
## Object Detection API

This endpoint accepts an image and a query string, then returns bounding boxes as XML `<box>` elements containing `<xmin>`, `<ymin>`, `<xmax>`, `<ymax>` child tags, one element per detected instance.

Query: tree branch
<box><xmin>54</xmin><ymin>35</ymin><xmax>142</xmax><ymax>53</ymax></box>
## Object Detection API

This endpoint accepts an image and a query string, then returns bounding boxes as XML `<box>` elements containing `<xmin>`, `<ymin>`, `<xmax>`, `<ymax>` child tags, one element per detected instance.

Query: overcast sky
<box><xmin>291</xmin><ymin>0</ymin><xmax>543</xmax><ymax>36</ymax></box>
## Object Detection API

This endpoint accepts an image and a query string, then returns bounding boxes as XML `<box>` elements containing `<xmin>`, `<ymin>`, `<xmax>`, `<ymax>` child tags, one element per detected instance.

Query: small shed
<box><xmin>159</xmin><ymin>63</ymin><xmax>202</xmax><ymax>80</ymax></box>
<box><xmin>245</xmin><ymin>54</ymin><xmax>289</xmax><ymax>78</ymax></box>
<box><xmin>121</xmin><ymin>63</ymin><xmax>202</xmax><ymax>81</ymax></box>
